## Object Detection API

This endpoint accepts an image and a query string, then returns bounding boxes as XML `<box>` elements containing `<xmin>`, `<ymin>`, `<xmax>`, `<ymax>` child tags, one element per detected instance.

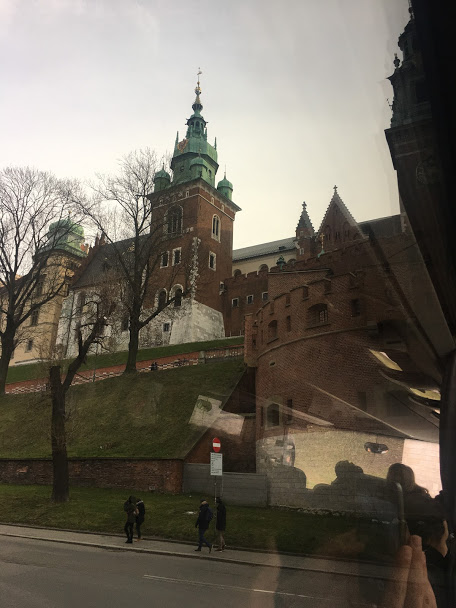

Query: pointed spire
<box><xmin>175</xmin><ymin>132</ymin><xmax>179</xmax><ymax>146</ymax></box>
<box><xmin>192</xmin><ymin>67</ymin><xmax>203</xmax><ymax>114</ymax></box>
<box><xmin>214</xmin><ymin>137</ymin><xmax>217</xmax><ymax>150</ymax></box>
<box><xmin>296</xmin><ymin>201</ymin><xmax>314</xmax><ymax>233</ymax></box>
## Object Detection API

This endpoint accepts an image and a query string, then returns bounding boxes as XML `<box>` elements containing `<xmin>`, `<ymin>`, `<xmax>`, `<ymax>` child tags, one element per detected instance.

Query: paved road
<box><xmin>0</xmin><ymin>535</ymin><xmax>385</xmax><ymax>607</ymax></box>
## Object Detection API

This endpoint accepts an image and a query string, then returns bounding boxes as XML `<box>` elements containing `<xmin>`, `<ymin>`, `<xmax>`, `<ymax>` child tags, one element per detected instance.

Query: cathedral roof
<box><xmin>233</xmin><ymin>237</ymin><xmax>296</xmax><ymax>262</ymax></box>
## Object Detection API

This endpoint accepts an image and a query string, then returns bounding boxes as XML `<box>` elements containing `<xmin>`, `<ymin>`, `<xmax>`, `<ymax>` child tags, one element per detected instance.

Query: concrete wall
<box><xmin>0</xmin><ymin>458</ymin><xmax>183</xmax><ymax>494</ymax></box>
<box><xmin>182</xmin><ymin>463</ymin><xmax>267</xmax><ymax>506</ymax></box>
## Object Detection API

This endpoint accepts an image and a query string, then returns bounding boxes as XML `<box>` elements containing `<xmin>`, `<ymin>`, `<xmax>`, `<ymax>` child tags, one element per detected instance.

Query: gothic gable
<box><xmin>316</xmin><ymin>187</ymin><xmax>364</xmax><ymax>254</ymax></box>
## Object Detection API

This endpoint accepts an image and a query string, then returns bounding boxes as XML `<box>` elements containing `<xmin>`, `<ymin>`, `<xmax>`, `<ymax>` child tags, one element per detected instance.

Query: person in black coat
<box><xmin>215</xmin><ymin>497</ymin><xmax>226</xmax><ymax>552</ymax></box>
<box><xmin>135</xmin><ymin>498</ymin><xmax>145</xmax><ymax>541</ymax></box>
<box><xmin>195</xmin><ymin>499</ymin><xmax>212</xmax><ymax>552</ymax></box>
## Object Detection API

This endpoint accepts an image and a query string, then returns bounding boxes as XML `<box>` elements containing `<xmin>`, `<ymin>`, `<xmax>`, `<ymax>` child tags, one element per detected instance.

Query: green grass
<box><xmin>0</xmin><ymin>358</ymin><xmax>245</xmax><ymax>459</ymax></box>
<box><xmin>0</xmin><ymin>484</ymin><xmax>373</xmax><ymax>557</ymax></box>
<box><xmin>6</xmin><ymin>336</ymin><xmax>244</xmax><ymax>385</ymax></box>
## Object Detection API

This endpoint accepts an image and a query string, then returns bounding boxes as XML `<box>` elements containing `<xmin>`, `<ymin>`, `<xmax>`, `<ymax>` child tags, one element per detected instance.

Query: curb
<box><xmin>0</xmin><ymin>529</ymin><xmax>391</xmax><ymax>580</ymax></box>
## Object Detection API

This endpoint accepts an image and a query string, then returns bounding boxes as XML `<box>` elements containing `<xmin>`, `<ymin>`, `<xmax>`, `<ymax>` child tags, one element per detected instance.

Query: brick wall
<box><xmin>0</xmin><ymin>458</ymin><xmax>183</xmax><ymax>493</ymax></box>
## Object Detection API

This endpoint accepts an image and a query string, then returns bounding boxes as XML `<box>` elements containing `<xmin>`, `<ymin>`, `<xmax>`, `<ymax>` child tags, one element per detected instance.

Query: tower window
<box><xmin>212</xmin><ymin>215</ymin><xmax>220</xmax><ymax>240</ymax></box>
<box><xmin>167</xmin><ymin>206</ymin><xmax>183</xmax><ymax>234</ymax></box>
<box><xmin>173</xmin><ymin>248</ymin><xmax>181</xmax><ymax>265</ymax></box>
<box><xmin>246</xmin><ymin>295</ymin><xmax>254</xmax><ymax>305</ymax></box>
<box><xmin>26</xmin><ymin>339</ymin><xmax>34</xmax><ymax>352</ymax></box>
<box><xmin>262</xmin><ymin>291</ymin><xmax>269</xmax><ymax>302</ymax></box>
<box><xmin>163</xmin><ymin>323</ymin><xmax>170</xmax><ymax>332</ymax></box>
<box><xmin>30</xmin><ymin>310</ymin><xmax>39</xmax><ymax>326</ymax></box>
<box><xmin>232</xmin><ymin>298</ymin><xmax>239</xmax><ymax>308</ymax></box>
<box><xmin>161</xmin><ymin>251</ymin><xmax>169</xmax><ymax>268</ymax></box>
<box><xmin>209</xmin><ymin>252</ymin><xmax>216</xmax><ymax>270</ymax></box>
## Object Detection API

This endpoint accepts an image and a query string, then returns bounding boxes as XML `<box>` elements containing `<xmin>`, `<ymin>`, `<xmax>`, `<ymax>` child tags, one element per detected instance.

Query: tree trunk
<box><xmin>50</xmin><ymin>365</ymin><xmax>69</xmax><ymax>502</ymax></box>
<box><xmin>0</xmin><ymin>327</ymin><xmax>15</xmax><ymax>396</ymax></box>
<box><xmin>124</xmin><ymin>316</ymin><xmax>140</xmax><ymax>374</ymax></box>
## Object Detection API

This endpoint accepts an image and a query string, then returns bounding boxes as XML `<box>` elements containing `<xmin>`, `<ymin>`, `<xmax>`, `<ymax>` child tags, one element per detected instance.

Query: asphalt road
<box><xmin>0</xmin><ymin>536</ymin><xmax>383</xmax><ymax>607</ymax></box>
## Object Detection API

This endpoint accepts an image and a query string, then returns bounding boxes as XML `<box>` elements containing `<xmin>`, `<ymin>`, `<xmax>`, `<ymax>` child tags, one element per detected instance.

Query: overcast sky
<box><xmin>0</xmin><ymin>0</ymin><xmax>410</xmax><ymax>248</ymax></box>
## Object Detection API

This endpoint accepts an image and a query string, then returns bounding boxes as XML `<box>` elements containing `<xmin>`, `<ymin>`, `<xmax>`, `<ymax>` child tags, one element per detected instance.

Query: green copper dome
<box><xmin>154</xmin><ymin>165</ymin><xmax>171</xmax><ymax>192</ymax></box>
<box><xmin>217</xmin><ymin>176</ymin><xmax>233</xmax><ymax>190</ymax></box>
<box><xmin>155</xmin><ymin>167</ymin><xmax>171</xmax><ymax>180</ymax></box>
<box><xmin>43</xmin><ymin>217</ymin><xmax>86</xmax><ymax>258</ymax></box>
<box><xmin>217</xmin><ymin>172</ymin><xmax>234</xmax><ymax>200</ymax></box>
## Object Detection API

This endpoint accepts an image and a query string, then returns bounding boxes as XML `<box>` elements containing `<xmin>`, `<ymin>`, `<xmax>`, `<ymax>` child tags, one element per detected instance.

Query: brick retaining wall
<box><xmin>0</xmin><ymin>458</ymin><xmax>183</xmax><ymax>493</ymax></box>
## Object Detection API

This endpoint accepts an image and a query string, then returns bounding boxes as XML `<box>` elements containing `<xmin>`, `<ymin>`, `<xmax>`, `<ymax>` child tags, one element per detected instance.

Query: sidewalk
<box><xmin>0</xmin><ymin>523</ymin><xmax>393</xmax><ymax>581</ymax></box>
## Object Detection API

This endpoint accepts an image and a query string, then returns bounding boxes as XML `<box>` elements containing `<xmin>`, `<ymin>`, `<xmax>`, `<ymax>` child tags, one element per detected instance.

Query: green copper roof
<box><xmin>170</xmin><ymin>72</ymin><xmax>219</xmax><ymax>187</ymax></box>
<box><xmin>43</xmin><ymin>217</ymin><xmax>87</xmax><ymax>258</ymax></box>
<box><xmin>217</xmin><ymin>176</ymin><xmax>233</xmax><ymax>190</ymax></box>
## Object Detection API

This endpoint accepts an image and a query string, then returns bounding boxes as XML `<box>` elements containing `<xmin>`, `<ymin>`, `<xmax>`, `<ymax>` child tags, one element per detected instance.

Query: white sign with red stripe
<box><xmin>212</xmin><ymin>437</ymin><xmax>221</xmax><ymax>453</ymax></box>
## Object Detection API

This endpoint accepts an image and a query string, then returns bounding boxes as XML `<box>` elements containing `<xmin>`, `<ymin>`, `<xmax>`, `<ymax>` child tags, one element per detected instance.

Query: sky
<box><xmin>0</xmin><ymin>0</ymin><xmax>410</xmax><ymax>249</ymax></box>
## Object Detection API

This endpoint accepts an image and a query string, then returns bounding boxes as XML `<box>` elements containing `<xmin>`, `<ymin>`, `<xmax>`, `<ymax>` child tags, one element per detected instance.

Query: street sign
<box><xmin>210</xmin><ymin>452</ymin><xmax>223</xmax><ymax>476</ymax></box>
<box><xmin>212</xmin><ymin>437</ymin><xmax>221</xmax><ymax>453</ymax></box>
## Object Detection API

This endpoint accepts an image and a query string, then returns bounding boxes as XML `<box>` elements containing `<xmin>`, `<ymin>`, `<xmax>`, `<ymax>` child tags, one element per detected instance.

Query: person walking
<box><xmin>215</xmin><ymin>496</ymin><xmax>226</xmax><ymax>551</ymax></box>
<box><xmin>123</xmin><ymin>495</ymin><xmax>137</xmax><ymax>544</ymax></box>
<box><xmin>194</xmin><ymin>499</ymin><xmax>213</xmax><ymax>553</ymax></box>
<box><xmin>135</xmin><ymin>497</ymin><xmax>145</xmax><ymax>541</ymax></box>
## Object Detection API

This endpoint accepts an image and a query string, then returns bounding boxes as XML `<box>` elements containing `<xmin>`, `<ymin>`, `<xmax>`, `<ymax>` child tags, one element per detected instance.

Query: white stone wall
<box><xmin>56</xmin><ymin>290</ymin><xmax>225</xmax><ymax>358</ymax></box>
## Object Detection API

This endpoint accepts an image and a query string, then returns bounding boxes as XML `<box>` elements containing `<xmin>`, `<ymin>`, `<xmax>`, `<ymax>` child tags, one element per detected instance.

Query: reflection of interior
<box><xmin>251</xmin><ymin>227</ymin><xmax>448</xmax><ymax>502</ymax></box>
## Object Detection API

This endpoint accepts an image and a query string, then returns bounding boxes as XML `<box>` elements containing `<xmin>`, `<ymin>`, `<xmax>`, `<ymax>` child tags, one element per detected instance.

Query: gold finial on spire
<box><xmin>195</xmin><ymin>67</ymin><xmax>202</xmax><ymax>96</ymax></box>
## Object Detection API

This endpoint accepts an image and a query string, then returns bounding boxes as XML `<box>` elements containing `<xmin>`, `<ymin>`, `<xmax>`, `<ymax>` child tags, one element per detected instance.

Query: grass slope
<box><xmin>0</xmin><ymin>359</ymin><xmax>244</xmax><ymax>459</ymax></box>
<box><xmin>0</xmin><ymin>484</ymin><xmax>370</xmax><ymax>557</ymax></box>
<box><xmin>6</xmin><ymin>336</ymin><xmax>244</xmax><ymax>385</ymax></box>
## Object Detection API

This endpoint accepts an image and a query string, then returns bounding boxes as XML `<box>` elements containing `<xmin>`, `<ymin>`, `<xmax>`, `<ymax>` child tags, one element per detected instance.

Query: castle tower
<box><xmin>146</xmin><ymin>72</ymin><xmax>241</xmax><ymax>343</ymax></box>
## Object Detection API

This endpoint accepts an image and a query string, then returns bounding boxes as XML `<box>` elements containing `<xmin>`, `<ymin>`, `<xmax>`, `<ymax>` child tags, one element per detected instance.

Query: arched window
<box><xmin>212</xmin><ymin>215</ymin><xmax>220</xmax><ymax>239</ymax></box>
<box><xmin>158</xmin><ymin>289</ymin><xmax>167</xmax><ymax>310</ymax></box>
<box><xmin>233</xmin><ymin>269</ymin><xmax>242</xmax><ymax>277</ymax></box>
<box><xmin>268</xmin><ymin>320</ymin><xmax>278</xmax><ymax>341</ymax></box>
<box><xmin>172</xmin><ymin>286</ymin><xmax>183</xmax><ymax>307</ymax></box>
<box><xmin>308</xmin><ymin>303</ymin><xmax>328</xmax><ymax>326</ymax></box>
<box><xmin>259</xmin><ymin>264</ymin><xmax>268</xmax><ymax>272</ymax></box>
<box><xmin>325</xmin><ymin>225</ymin><xmax>332</xmax><ymax>241</ymax></box>
<box><xmin>167</xmin><ymin>206</ymin><xmax>183</xmax><ymax>234</ymax></box>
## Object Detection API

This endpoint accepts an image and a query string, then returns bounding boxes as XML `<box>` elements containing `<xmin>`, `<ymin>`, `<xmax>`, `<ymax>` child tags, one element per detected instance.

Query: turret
<box><xmin>217</xmin><ymin>172</ymin><xmax>234</xmax><ymax>200</ymax></box>
<box><xmin>154</xmin><ymin>165</ymin><xmax>171</xmax><ymax>192</ymax></box>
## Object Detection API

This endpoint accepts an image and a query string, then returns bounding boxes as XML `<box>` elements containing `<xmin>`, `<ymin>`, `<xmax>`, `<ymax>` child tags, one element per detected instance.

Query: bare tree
<box><xmin>49</xmin><ymin>288</ymin><xmax>116</xmax><ymax>502</ymax></box>
<box><xmin>0</xmin><ymin>167</ymin><xmax>85</xmax><ymax>395</ymax></box>
<box><xmin>80</xmin><ymin>149</ymin><xmax>196</xmax><ymax>374</ymax></box>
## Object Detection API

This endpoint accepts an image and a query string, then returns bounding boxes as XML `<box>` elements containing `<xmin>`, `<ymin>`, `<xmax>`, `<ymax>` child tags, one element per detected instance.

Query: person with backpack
<box><xmin>123</xmin><ymin>496</ymin><xmax>138</xmax><ymax>544</ymax></box>
<box><xmin>194</xmin><ymin>499</ymin><xmax>213</xmax><ymax>552</ymax></box>
<box><xmin>135</xmin><ymin>497</ymin><xmax>145</xmax><ymax>541</ymax></box>
<box><xmin>215</xmin><ymin>496</ymin><xmax>226</xmax><ymax>552</ymax></box>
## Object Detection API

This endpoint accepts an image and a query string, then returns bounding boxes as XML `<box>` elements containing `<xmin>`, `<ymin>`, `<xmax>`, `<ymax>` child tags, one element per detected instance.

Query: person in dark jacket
<box><xmin>194</xmin><ymin>499</ymin><xmax>212</xmax><ymax>552</ymax></box>
<box><xmin>123</xmin><ymin>495</ymin><xmax>137</xmax><ymax>544</ymax></box>
<box><xmin>215</xmin><ymin>497</ymin><xmax>226</xmax><ymax>552</ymax></box>
<box><xmin>135</xmin><ymin>497</ymin><xmax>145</xmax><ymax>541</ymax></box>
